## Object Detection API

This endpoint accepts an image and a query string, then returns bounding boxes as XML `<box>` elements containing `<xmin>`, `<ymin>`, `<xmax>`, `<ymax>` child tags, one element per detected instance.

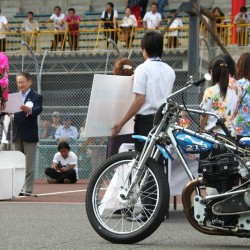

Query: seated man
<box><xmin>45</xmin><ymin>142</ymin><xmax>78</xmax><ymax>184</ymax></box>
<box><xmin>55</xmin><ymin>115</ymin><xmax>78</xmax><ymax>142</ymax></box>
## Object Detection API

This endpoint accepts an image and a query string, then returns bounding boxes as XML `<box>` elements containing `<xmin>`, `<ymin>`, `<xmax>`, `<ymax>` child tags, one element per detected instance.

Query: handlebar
<box><xmin>216</xmin><ymin>118</ymin><xmax>232</xmax><ymax>138</ymax></box>
<box><xmin>159</xmin><ymin>74</ymin><xmax>231</xmax><ymax>137</ymax></box>
<box><xmin>193</xmin><ymin>73</ymin><xmax>211</xmax><ymax>86</ymax></box>
<box><xmin>185</xmin><ymin>109</ymin><xmax>231</xmax><ymax>136</ymax></box>
<box><xmin>186</xmin><ymin>108</ymin><xmax>220</xmax><ymax>120</ymax></box>
<box><xmin>167</xmin><ymin>73</ymin><xmax>211</xmax><ymax>101</ymax></box>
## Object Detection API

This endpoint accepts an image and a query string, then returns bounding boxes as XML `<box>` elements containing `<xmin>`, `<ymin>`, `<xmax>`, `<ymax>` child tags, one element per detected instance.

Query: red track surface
<box><xmin>9</xmin><ymin>179</ymin><xmax>89</xmax><ymax>203</ymax></box>
<box><xmin>6</xmin><ymin>179</ymin><xmax>182</xmax><ymax>207</ymax></box>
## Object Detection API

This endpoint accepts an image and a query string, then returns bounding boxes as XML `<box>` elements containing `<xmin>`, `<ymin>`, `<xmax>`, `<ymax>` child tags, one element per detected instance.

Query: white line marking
<box><xmin>0</xmin><ymin>202</ymin><xmax>85</xmax><ymax>205</ymax></box>
<box><xmin>15</xmin><ymin>189</ymin><xmax>87</xmax><ymax>198</ymax></box>
<box><xmin>15</xmin><ymin>187</ymin><xmax>107</xmax><ymax>198</ymax></box>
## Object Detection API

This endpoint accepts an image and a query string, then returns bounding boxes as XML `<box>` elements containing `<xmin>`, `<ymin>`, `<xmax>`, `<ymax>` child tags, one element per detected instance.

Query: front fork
<box><xmin>120</xmin><ymin>136</ymin><xmax>158</xmax><ymax>201</ymax></box>
<box><xmin>122</xmin><ymin>128</ymin><xmax>167</xmax><ymax>201</ymax></box>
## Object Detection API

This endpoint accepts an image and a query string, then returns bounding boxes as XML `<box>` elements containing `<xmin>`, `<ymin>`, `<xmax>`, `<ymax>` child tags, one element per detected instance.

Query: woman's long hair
<box><xmin>209</xmin><ymin>57</ymin><xmax>229</xmax><ymax>100</ymax></box>
<box><xmin>237</xmin><ymin>52</ymin><xmax>250</xmax><ymax>81</ymax></box>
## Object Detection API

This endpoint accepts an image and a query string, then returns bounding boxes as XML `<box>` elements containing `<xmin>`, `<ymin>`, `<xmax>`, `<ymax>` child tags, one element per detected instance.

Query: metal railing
<box><xmin>0</xmin><ymin>19</ymin><xmax>189</xmax><ymax>52</ymax></box>
<box><xmin>1</xmin><ymin>18</ymin><xmax>249</xmax><ymax>53</ymax></box>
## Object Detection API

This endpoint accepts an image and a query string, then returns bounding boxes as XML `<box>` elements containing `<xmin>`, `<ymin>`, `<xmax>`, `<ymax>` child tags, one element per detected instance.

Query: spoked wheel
<box><xmin>85</xmin><ymin>151</ymin><xmax>169</xmax><ymax>244</ymax></box>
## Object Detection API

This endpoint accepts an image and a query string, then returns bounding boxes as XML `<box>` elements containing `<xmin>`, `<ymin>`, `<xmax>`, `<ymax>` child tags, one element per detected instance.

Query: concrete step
<box><xmin>1</xmin><ymin>0</ymin><xmax>21</xmax><ymax>17</ymax></box>
<box><xmin>1</xmin><ymin>8</ymin><xmax>21</xmax><ymax>18</ymax></box>
<box><xmin>0</xmin><ymin>0</ymin><xmax>21</xmax><ymax>8</ymax></box>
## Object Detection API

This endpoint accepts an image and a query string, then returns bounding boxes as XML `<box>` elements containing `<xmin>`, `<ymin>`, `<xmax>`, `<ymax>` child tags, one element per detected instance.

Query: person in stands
<box><xmin>101</xmin><ymin>2</ymin><xmax>118</xmax><ymax>47</ymax></box>
<box><xmin>143</xmin><ymin>2</ymin><xmax>162</xmax><ymax>30</ymax></box>
<box><xmin>63</xmin><ymin>8</ymin><xmax>81</xmax><ymax>50</ymax></box>
<box><xmin>48</xmin><ymin>6</ymin><xmax>66</xmax><ymax>51</ymax></box>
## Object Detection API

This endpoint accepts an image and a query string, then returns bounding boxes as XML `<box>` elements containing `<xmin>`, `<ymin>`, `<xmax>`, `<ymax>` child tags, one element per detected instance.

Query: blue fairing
<box><xmin>132</xmin><ymin>135</ymin><xmax>174</xmax><ymax>161</ymax></box>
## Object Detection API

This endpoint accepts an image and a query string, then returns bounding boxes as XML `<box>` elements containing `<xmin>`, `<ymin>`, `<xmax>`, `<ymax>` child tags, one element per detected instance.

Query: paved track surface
<box><xmin>1</xmin><ymin>180</ymin><xmax>249</xmax><ymax>249</ymax></box>
<box><xmin>1</xmin><ymin>195</ymin><xmax>250</xmax><ymax>249</ymax></box>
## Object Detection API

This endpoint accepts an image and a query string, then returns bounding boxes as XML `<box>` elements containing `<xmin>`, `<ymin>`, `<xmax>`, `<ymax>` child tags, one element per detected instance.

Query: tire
<box><xmin>85</xmin><ymin>151</ymin><xmax>170</xmax><ymax>244</ymax></box>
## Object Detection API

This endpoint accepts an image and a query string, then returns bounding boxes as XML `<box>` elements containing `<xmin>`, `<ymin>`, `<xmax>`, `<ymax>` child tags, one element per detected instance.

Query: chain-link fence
<box><xmin>5</xmin><ymin>45</ymin><xmax>236</xmax><ymax>179</ymax></box>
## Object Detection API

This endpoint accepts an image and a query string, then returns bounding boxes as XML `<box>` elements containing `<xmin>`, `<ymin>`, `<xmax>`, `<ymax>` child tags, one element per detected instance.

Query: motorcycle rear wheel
<box><xmin>85</xmin><ymin>151</ymin><xmax>169</xmax><ymax>244</ymax></box>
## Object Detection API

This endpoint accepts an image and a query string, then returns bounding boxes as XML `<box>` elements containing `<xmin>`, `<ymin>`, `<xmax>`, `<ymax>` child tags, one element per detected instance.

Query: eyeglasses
<box><xmin>17</xmin><ymin>81</ymin><xmax>28</xmax><ymax>84</ymax></box>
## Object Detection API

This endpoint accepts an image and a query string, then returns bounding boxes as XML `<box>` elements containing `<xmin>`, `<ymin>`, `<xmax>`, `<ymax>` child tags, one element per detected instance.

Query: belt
<box><xmin>135</xmin><ymin>114</ymin><xmax>155</xmax><ymax>119</ymax></box>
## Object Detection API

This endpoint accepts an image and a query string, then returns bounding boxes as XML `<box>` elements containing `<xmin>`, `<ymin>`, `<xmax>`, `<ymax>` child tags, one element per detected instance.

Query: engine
<box><xmin>199</xmin><ymin>153</ymin><xmax>239</xmax><ymax>193</ymax></box>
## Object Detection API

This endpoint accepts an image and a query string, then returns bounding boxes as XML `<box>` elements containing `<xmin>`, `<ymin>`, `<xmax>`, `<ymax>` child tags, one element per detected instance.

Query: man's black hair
<box><xmin>151</xmin><ymin>2</ymin><xmax>158</xmax><ymax>8</ymax></box>
<box><xmin>107</xmin><ymin>2</ymin><xmax>114</xmax><ymax>9</ymax></box>
<box><xmin>141</xmin><ymin>31</ymin><xmax>163</xmax><ymax>58</ymax></box>
<box><xmin>17</xmin><ymin>71</ymin><xmax>32</xmax><ymax>81</ymax></box>
<box><xmin>54</xmin><ymin>6</ymin><xmax>61</xmax><ymax>11</ymax></box>
<box><xmin>240</xmin><ymin>6</ymin><xmax>247</xmax><ymax>12</ymax></box>
<box><xmin>68</xmin><ymin>8</ymin><xmax>75</xmax><ymax>13</ymax></box>
<box><xmin>219</xmin><ymin>53</ymin><xmax>237</xmax><ymax>78</ymax></box>
<box><xmin>58</xmin><ymin>142</ymin><xmax>71</xmax><ymax>151</ymax></box>
<box><xmin>27</xmin><ymin>11</ymin><xmax>34</xmax><ymax>16</ymax></box>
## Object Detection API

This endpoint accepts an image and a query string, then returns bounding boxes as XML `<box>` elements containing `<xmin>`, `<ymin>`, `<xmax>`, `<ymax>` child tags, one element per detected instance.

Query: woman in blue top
<box><xmin>234</xmin><ymin>52</ymin><xmax>250</xmax><ymax>138</ymax></box>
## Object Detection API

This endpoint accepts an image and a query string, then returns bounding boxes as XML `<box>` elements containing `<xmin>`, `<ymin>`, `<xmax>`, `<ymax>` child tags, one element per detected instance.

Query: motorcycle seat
<box><xmin>239</xmin><ymin>137</ymin><xmax>250</xmax><ymax>146</ymax></box>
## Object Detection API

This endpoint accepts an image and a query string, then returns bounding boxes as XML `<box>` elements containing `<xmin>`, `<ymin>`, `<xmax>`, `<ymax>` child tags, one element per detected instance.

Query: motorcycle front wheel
<box><xmin>85</xmin><ymin>151</ymin><xmax>169</xmax><ymax>244</ymax></box>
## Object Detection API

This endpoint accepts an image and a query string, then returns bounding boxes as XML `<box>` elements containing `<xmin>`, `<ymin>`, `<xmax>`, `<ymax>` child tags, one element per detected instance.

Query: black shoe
<box><xmin>19</xmin><ymin>191</ymin><xmax>31</xmax><ymax>196</ymax></box>
<box><xmin>126</xmin><ymin>213</ymin><xmax>148</xmax><ymax>222</ymax></box>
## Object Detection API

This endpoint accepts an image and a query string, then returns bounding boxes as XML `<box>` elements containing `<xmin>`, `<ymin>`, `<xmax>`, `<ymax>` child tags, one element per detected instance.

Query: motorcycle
<box><xmin>85</xmin><ymin>73</ymin><xmax>250</xmax><ymax>244</ymax></box>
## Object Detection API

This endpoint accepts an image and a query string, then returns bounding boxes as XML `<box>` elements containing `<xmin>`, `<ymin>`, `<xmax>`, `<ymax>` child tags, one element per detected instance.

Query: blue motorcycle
<box><xmin>86</xmin><ymin>73</ymin><xmax>250</xmax><ymax>243</ymax></box>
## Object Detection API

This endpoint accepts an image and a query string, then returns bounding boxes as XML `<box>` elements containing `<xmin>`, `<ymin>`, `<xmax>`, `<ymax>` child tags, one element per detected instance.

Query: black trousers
<box><xmin>45</xmin><ymin>168</ymin><xmax>77</xmax><ymax>183</ymax></box>
<box><xmin>167</xmin><ymin>36</ymin><xmax>178</xmax><ymax>48</ymax></box>
<box><xmin>107</xmin><ymin>134</ymin><xmax>134</xmax><ymax>158</ymax></box>
<box><xmin>51</xmin><ymin>33</ymin><xmax>66</xmax><ymax>51</ymax></box>
<box><xmin>68</xmin><ymin>34</ymin><xmax>79</xmax><ymax>50</ymax></box>
<box><xmin>134</xmin><ymin>114</ymin><xmax>155</xmax><ymax>152</ymax></box>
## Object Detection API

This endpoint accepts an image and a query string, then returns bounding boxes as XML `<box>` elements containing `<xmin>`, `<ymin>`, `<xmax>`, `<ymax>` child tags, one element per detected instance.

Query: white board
<box><xmin>84</xmin><ymin>74</ymin><xmax>135</xmax><ymax>137</ymax></box>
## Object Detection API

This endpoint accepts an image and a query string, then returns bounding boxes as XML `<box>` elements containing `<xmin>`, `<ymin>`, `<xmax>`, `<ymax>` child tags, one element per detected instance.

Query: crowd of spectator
<box><xmin>1</xmin><ymin>2</ymin><xmax>249</xmax><ymax>51</ymax></box>
<box><xmin>39</xmin><ymin>111</ymin><xmax>85</xmax><ymax>142</ymax></box>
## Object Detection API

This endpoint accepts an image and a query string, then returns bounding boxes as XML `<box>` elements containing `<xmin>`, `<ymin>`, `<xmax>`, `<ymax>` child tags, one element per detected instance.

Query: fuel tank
<box><xmin>174</xmin><ymin>131</ymin><xmax>214</xmax><ymax>153</ymax></box>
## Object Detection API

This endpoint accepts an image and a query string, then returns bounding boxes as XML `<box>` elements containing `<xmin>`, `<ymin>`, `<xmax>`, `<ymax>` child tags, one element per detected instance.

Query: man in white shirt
<box><xmin>111</xmin><ymin>31</ymin><xmax>175</xmax><ymax>221</ymax></box>
<box><xmin>48</xmin><ymin>6</ymin><xmax>66</xmax><ymax>51</ymax></box>
<box><xmin>0</xmin><ymin>9</ymin><xmax>9</xmax><ymax>52</ymax></box>
<box><xmin>45</xmin><ymin>142</ymin><xmax>78</xmax><ymax>184</ymax></box>
<box><xmin>143</xmin><ymin>3</ymin><xmax>162</xmax><ymax>29</ymax></box>
<box><xmin>112</xmin><ymin>31</ymin><xmax>175</xmax><ymax>149</ymax></box>
<box><xmin>101</xmin><ymin>2</ymin><xmax>118</xmax><ymax>47</ymax></box>
<box><xmin>167</xmin><ymin>9</ymin><xmax>183</xmax><ymax>48</ymax></box>
<box><xmin>19</xmin><ymin>11</ymin><xmax>40</xmax><ymax>51</ymax></box>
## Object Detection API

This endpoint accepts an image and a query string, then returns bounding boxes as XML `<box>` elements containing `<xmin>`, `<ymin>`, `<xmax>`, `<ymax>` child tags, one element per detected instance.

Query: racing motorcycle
<box><xmin>85</xmin><ymin>73</ymin><xmax>250</xmax><ymax>244</ymax></box>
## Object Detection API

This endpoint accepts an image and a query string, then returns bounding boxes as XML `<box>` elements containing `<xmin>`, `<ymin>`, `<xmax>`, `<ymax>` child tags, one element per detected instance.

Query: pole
<box><xmin>188</xmin><ymin>0</ymin><xmax>200</xmax><ymax>77</ymax></box>
<box><xmin>21</xmin><ymin>41</ymin><xmax>40</xmax><ymax>94</ymax></box>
